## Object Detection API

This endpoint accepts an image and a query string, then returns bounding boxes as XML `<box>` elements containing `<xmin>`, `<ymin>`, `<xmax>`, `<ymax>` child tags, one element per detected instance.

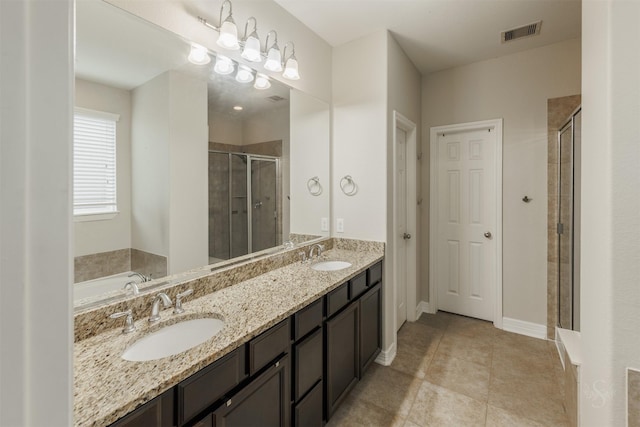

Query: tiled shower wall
<box><xmin>547</xmin><ymin>95</ymin><xmax>581</xmax><ymax>339</ymax></box>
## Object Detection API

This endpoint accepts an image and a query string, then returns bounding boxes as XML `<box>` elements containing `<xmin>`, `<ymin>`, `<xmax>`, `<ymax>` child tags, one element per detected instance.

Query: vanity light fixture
<box><xmin>254</xmin><ymin>73</ymin><xmax>271</xmax><ymax>90</ymax></box>
<box><xmin>188</xmin><ymin>44</ymin><xmax>211</xmax><ymax>65</ymax></box>
<box><xmin>235</xmin><ymin>65</ymin><xmax>254</xmax><ymax>83</ymax></box>
<box><xmin>282</xmin><ymin>42</ymin><xmax>300</xmax><ymax>80</ymax></box>
<box><xmin>213</xmin><ymin>54</ymin><xmax>235</xmax><ymax>75</ymax></box>
<box><xmin>216</xmin><ymin>0</ymin><xmax>240</xmax><ymax>50</ymax></box>
<box><xmin>241</xmin><ymin>17</ymin><xmax>262</xmax><ymax>63</ymax></box>
<box><xmin>263</xmin><ymin>30</ymin><xmax>283</xmax><ymax>72</ymax></box>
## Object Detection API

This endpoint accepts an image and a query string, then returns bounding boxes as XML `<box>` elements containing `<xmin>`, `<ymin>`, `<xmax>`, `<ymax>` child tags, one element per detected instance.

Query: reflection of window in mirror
<box><xmin>73</xmin><ymin>107</ymin><xmax>120</xmax><ymax>220</ymax></box>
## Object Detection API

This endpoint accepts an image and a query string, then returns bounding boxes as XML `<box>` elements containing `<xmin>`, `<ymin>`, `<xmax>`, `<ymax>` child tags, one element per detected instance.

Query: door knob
<box><xmin>403</xmin><ymin>233</ymin><xmax>411</xmax><ymax>240</ymax></box>
<box><xmin>484</xmin><ymin>231</ymin><xmax>492</xmax><ymax>239</ymax></box>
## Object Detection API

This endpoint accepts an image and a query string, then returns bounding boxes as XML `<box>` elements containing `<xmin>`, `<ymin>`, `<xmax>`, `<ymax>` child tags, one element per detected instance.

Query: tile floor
<box><xmin>327</xmin><ymin>311</ymin><xmax>568</xmax><ymax>427</ymax></box>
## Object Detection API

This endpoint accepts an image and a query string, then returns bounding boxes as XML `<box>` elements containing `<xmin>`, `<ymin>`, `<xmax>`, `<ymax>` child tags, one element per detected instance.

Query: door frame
<box><xmin>428</xmin><ymin>119</ymin><xmax>503</xmax><ymax>329</ymax></box>
<box><xmin>392</xmin><ymin>111</ymin><xmax>418</xmax><ymax>328</ymax></box>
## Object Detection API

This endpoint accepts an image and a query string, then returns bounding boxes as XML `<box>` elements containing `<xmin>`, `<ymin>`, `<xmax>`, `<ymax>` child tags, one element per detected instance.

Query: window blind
<box><xmin>73</xmin><ymin>108</ymin><xmax>119</xmax><ymax>216</ymax></box>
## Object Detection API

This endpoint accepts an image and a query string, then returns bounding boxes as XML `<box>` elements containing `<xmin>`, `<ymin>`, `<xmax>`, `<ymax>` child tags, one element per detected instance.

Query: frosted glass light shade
<box><xmin>217</xmin><ymin>19</ymin><xmax>240</xmax><ymax>50</ymax></box>
<box><xmin>241</xmin><ymin>34</ymin><xmax>262</xmax><ymax>62</ymax></box>
<box><xmin>188</xmin><ymin>45</ymin><xmax>211</xmax><ymax>65</ymax></box>
<box><xmin>213</xmin><ymin>55</ymin><xmax>235</xmax><ymax>75</ymax></box>
<box><xmin>235</xmin><ymin>65</ymin><xmax>254</xmax><ymax>83</ymax></box>
<box><xmin>283</xmin><ymin>57</ymin><xmax>300</xmax><ymax>80</ymax></box>
<box><xmin>254</xmin><ymin>73</ymin><xmax>271</xmax><ymax>90</ymax></box>
<box><xmin>263</xmin><ymin>46</ymin><xmax>282</xmax><ymax>72</ymax></box>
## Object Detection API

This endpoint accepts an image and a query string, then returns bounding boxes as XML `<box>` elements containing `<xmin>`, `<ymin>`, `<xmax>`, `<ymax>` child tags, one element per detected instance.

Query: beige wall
<box><xmin>421</xmin><ymin>38</ymin><xmax>581</xmax><ymax>325</ymax></box>
<box><xmin>74</xmin><ymin>79</ymin><xmax>132</xmax><ymax>256</ymax></box>
<box><xmin>581</xmin><ymin>0</ymin><xmax>640</xmax><ymax>424</ymax></box>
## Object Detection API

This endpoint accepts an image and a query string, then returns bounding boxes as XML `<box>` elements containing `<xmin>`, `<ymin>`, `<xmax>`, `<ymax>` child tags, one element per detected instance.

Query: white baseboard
<box><xmin>415</xmin><ymin>301</ymin><xmax>430</xmax><ymax>319</ymax></box>
<box><xmin>375</xmin><ymin>341</ymin><xmax>396</xmax><ymax>366</ymax></box>
<box><xmin>502</xmin><ymin>317</ymin><xmax>547</xmax><ymax>340</ymax></box>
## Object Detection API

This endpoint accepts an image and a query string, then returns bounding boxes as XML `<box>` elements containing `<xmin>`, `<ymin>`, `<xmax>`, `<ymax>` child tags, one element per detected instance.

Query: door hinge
<box><xmin>557</xmin><ymin>223</ymin><xmax>564</xmax><ymax>234</ymax></box>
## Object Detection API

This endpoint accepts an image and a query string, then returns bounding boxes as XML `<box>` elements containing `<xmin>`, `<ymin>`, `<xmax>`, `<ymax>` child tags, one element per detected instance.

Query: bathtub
<box><xmin>74</xmin><ymin>271</ymin><xmax>133</xmax><ymax>304</ymax></box>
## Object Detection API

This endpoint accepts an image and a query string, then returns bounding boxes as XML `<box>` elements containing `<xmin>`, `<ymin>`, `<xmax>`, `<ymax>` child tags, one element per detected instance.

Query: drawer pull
<box><xmin>226</xmin><ymin>399</ymin><xmax>232</xmax><ymax>407</ymax></box>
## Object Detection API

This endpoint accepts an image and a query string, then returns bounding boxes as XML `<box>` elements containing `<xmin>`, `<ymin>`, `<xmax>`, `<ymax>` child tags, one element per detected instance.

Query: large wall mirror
<box><xmin>74</xmin><ymin>0</ymin><xmax>330</xmax><ymax>310</ymax></box>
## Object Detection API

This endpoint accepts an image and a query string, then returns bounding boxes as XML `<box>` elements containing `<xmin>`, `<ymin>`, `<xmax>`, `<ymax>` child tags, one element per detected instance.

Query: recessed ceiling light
<box><xmin>233</xmin><ymin>106</ymin><xmax>243</xmax><ymax>111</ymax></box>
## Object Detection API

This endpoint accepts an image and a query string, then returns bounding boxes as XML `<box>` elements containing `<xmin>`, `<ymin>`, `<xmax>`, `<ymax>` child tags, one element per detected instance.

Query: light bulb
<box><xmin>283</xmin><ymin>56</ymin><xmax>300</xmax><ymax>80</ymax></box>
<box><xmin>241</xmin><ymin>33</ymin><xmax>262</xmax><ymax>63</ymax></box>
<box><xmin>235</xmin><ymin>65</ymin><xmax>254</xmax><ymax>83</ymax></box>
<box><xmin>213</xmin><ymin>55</ymin><xmax>235</xmax><ymax>75</ymax></box>
<box><xmin>188</xmin><ymin>44</ymin><xmax>211</xmax><ymax>65</ymax></box>
<box><xmin>254</xmin><ymin>73</ymin><xmax>271</xmax><ymax>90</ymax></box>
<box><xmin>217</xmin><ymin>18</ymin><xmax>240</xmax><ymax>50</ymax></box>
<box><xmin>263</xmin><ymin>45</ymin><xmax>282</xmax><ymax>72</ymax></box>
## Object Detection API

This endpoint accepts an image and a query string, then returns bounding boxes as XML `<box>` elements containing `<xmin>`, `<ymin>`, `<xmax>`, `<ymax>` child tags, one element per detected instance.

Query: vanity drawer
<box><xmin>293</xmin><ymin>327</ymin><xmax>323</xmax><ymax>401</ymax></box>
<box><xmin>293</xmin><ymin>298</ymin><xmax>323</xmax><ymax>341</ymax></box>
<box><xmin>249</xmin><ymin>318</ymin><xmax>290</xmax><ymax>375</ymax></box>
<box><xmin>350</xmin><ymin>271</ymin><xmax>367</xmax><ymax>299</ymax></box>
<box><xmin>293</xmin><ymin>380</ymin><xmax>323</xmax><ymax>427</ymax></box>
<box><xmin>326</xmin><ymin>282</ymin><xmax>349</xmax><ymax>317</ymax></box>
<box><xmin>367</xmin><ymin>261</ymin><xmax>383</xmax><ymax>286</ymax></box>
<box><xmin>177</xmin><ymin>346</ymin><xmax>246</xmax><ymax>426</ymax></box>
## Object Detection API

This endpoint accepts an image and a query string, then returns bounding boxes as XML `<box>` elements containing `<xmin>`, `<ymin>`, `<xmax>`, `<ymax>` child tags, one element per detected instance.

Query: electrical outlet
<box><xmin>337</xmin><ymin>218</ymin><xmax>344</xmax><ymax>233</ymax></box>
<box><xmin>321</xmin><ymin>217</ymin><xmax>329</xmax><ymax>232</ymax></box>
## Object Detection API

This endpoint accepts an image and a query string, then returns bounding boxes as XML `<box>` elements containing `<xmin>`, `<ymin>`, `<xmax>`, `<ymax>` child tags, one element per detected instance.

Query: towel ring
<box><xmin>340</xmin><ymin>175</ymin><xmax>358</xmax><ymax>196</ymax></box>
<box><xmin>307</xmin><ymin>176</ymin><xmax>323</xmax><ymax>196</ymax></box>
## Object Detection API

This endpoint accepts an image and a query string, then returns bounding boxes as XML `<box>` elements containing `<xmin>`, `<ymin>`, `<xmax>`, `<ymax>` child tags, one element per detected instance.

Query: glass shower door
<box><xmin>558</xmin><ymin>120</ymin><xmax>575</xmax><ymax>330</ymax></box>
<box><xmin>208</xmin><ymin>152</ymin><xmax>230</xmax><ymax>262</ymax></box>
<box><xmin>231</xmin><ymin>154</ymin><xmax>248</xmax><ymax>258</ymax></box>
<box><xmin>250</xmin><ymin>158</ymin><xmax>278</xmax><ymax>253</ymax></box>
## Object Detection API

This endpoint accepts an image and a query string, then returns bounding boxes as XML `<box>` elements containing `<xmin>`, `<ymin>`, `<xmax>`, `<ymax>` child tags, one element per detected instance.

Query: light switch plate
<box><xmin>337</xmin><ymin>218</ymin><xmax>344</xmax><ymax>233</ymax></box>
<box><xmin>321</xmin><ymin>217</ymin><xmax>329</xmax><ymax>232</ymax></box>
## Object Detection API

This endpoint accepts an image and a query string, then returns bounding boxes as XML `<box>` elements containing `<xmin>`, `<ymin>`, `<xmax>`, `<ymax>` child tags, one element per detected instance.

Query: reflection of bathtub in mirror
<box><xmin>74</xmin><ymin>271</ymin><xmax>133</xmax><ymax>305</ymax></box>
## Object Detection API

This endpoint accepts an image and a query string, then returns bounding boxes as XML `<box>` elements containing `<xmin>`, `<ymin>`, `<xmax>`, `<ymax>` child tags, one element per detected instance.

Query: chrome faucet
<box><xmin>149</xmin><ymin>293</ymin><xmax>172</xmax><ymax>322</ymax></box>
<box><xmin>308</xmin><ymin>244</ymin><xmax>325</xmax><ymax>259</ymax></box>
<box><xmin>109</xmin><ymin>309</ymin><xmax>136</xmax><ymax>334</ymax></box>
<box><xmin>298</xmin><ymin>251</ymin><xmax>308</xmax><ymax>264</ymax></box>
<box><xmin>123</xmin><ymin>281</ymin><xmax>139</xmax><ymax>295</ymax></box>
<box><xmin>173</xmin><ymin>289</ymin><xmax>193</xmax><ymax>314</ymax></box>
<box><xmin>129</xmin><ymin>272</ymin><xmax>151</xmax><ymax>283</ymax></box>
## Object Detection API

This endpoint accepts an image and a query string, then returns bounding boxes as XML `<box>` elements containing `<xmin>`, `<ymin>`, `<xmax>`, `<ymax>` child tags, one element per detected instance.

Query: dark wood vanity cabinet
<box><xmin>110</xmin><ymin>260</ymin><xmax>383</xmax><ymax>427</ymax></box>
<box><xmin>212</xmin><ymin>355</ymin><xmax>290</xmax><ymax>427</ymax></box>
<box><xmin>110</xmin><ymin>388</ymin><xmax>175</xmax><ymax>427</ymax></box>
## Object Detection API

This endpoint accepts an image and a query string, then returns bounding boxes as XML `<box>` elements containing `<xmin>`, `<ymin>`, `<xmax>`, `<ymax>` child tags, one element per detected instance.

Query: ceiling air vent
<box><xmin>501</xmin><ymin>20</ymin><xmax>542</xmax><ymax>43</ymax></box>
<box><xmin>267</xmin><ymin>95</ymin><xmax>286</xmax><ymax>102</ymax></box>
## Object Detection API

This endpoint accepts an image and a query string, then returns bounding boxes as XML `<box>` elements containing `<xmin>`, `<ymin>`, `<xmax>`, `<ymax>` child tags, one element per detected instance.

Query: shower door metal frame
<box><xmin>208</xmin><ymin>150</ymin><xmax>280</xmax><ymax>258</ymax></box>
<box><xmin>556</xmin><ymin>106</ymin><xmax>581</xmax><ymax>331</ymax></box>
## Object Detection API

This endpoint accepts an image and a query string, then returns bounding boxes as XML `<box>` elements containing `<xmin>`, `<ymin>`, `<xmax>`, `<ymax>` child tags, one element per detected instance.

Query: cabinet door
<box><xmin>110</xmin><ymin>388</ymin><xmax>174</xmax><ymax>427</ymax></box>
<box><xmin>325</xmin><ymin>301</ymin><xmax>359</xmax><ymax>420</ymax></box>
<box><xmin>212</xmin><ymin>355</ymin><xmax>290</xmax><ymax>427</ymax></box>
<box><xmin>359</xmin><ymin>283</ymin><xmax>381</xmax><ymax>375</ymax></box>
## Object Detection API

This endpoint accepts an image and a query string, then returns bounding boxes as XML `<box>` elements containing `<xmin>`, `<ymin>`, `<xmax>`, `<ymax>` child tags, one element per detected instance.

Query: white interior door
<box><xmin>396</xmin><ymin>127</ymin><xmax>408</xmax><ymax>330</ymax></box>
<box><xmin>435</xmin><ymin>127</ymin><xmax>496</xmax><ymax>321</ymax></box>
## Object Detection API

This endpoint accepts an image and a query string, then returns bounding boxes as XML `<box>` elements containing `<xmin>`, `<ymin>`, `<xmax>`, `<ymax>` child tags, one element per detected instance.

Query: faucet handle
<box><xmin>174</xmin><ymin>289</ymin><xmax>193</xmax><ymax>314</ymax></box>
<box><xmin>109</xmin><ymin>309</ymin><xmax>136</xmax><ymax>334</ymax></box>
<box><xmin>298</xmin><ymin>251</ymin><xmax>307</xmax><ymax>264</ymax></box>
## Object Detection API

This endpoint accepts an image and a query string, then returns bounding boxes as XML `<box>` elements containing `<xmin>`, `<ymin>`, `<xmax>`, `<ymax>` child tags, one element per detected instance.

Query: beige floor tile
<box><xmin>488</xmin><ymin>373</ymin><xmax>568</xmax><ymax>426</ymax></box>
<box><xmin>326</xmin><ymin>395</ymin><xmax>406</xmax><ymax>427</ymax></box>
<box><xmin>446</xmin><ymin>315</ymin><xmax>498</xmax><ymax>339</ymax></box>
<box><xmin>425</xmin><ymin>352</ymin><xmax>491</xmax><ymax>402</ymax></box>
<box><xmin>491</xmin><ymin>346</ymin><xmax>554</xmax><ymax>381</ymax></box>
<box><xmin>485</xmin><ymin>405</ymin><xmax>547</xmax><ymax>427</ymax></box>
<box><xmin>392</xmin><ymin>323</ymin><xmax>443</xmax><ymax>378</ymax></box>
<box><xmin>407</xmin><ymin>381</ymin><xmax>487</xmax><ymax>427</ymax></box>
<box><xmin>416</xmin><ymin>312</ymin><xmax>453</xmax><ymax>330</ymax></box>
<box><xmin>435</xmin><ymin>332</ymin><xmax>493</xmax><ymax>367</ymax></box>
<box><xmin>350</xmin><ymin>364</ymin><xmax>422</xmax><ymax>418</ymax></box>
<box><xmin>403</xmin><ymin>421</ymin><xmax>422</xmax><ymax>427</ymax></box>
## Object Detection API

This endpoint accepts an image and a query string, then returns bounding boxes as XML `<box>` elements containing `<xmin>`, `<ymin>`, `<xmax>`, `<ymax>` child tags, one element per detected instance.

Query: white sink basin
<box><xmin>122</xmin><ymin>318</ymin><xmax>224</xmax><ymax>362</ymax></box>
<box><xmin>311</xmin><ymin>261</ymin><xmax>352</xmax><ymax>272</ymax></box>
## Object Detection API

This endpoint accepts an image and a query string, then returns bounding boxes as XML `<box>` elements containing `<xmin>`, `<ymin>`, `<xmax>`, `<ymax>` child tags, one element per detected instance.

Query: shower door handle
<box><xmin>484</xmin><ymin>231</ymin><xmax>492</xmax><ymax>239</ymax></box>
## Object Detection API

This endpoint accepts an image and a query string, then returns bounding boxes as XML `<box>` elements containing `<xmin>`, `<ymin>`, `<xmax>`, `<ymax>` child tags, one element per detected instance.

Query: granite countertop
<box><xmin>74</xmin><ymin>247</ymin><xmax>383</xmax><ymax>427</ymax></box>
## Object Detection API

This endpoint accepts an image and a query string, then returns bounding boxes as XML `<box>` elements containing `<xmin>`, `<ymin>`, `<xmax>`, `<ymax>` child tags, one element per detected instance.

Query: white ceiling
<box><xmin>272</xmin><ymin>0</ymin><xmax>581</xmax><ymax>74</ymax></box>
